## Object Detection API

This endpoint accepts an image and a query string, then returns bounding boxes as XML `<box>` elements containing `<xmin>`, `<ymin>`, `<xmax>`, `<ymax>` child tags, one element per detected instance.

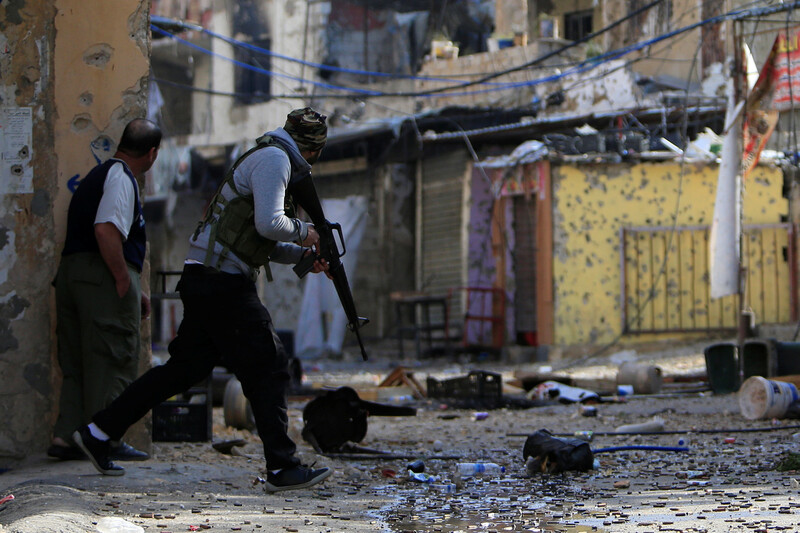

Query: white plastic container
<box><xmin>739</xmin><ymin>376</ymin><xmax>799</xmax><ymax>420</ymax></box>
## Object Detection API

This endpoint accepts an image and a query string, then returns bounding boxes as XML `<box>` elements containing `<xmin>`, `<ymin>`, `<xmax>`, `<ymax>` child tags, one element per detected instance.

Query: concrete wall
<box><xmin>0</xmin><ymin>0</ymin><xmax>151</xmax><ymax>464</ymax></box>
<box><xmin>550</xmin><ymin>161</ymin><xmax>787</xmax><ymax>347</ymax></box>
<box><xmin>0</xmin><ymin>0</ymin><xmax>58</xmax><ymax>463</ymax></box>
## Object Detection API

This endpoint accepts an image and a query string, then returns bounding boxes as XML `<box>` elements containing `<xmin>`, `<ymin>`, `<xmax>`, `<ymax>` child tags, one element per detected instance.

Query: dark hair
<box><xmin>117</xmin><ymin>118</ymin><xmax>162</xmax><ymax>158</ymax></box>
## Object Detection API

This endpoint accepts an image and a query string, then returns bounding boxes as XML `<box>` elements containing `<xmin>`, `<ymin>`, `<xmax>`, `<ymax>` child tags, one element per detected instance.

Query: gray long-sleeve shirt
<box><xmin>185</xmin><ymin>128</ymin><xmax>312</xmax><ymax>278</ymax></box>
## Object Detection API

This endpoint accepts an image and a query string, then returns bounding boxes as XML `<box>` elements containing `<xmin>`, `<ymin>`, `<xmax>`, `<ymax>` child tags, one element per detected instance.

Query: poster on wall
<box><xmin>0</xmin><ymin>107</ymin><xmax>33</xmax><ymax>194</ymax></box>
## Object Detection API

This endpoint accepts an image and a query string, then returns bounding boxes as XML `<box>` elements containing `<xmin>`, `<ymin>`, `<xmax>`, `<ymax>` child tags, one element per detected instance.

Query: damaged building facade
<box><xmin>2</xmin><ymin>0</ymin><xmax>800</xmax><ymax>461</ymax></box>
<box><xmin>0</xmin><ymin>0</ymin><xmax>153</xmax><ymax>462</ymax></box>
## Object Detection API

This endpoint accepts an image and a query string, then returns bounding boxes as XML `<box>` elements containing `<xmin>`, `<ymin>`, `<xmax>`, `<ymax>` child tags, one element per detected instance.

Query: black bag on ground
<box><xmin>301</xmin><ymin>386</ymin><xmax>416</xmax><ymax>453</ymax></box>
<box><xmin>522</xmin><ymin>428</ymin><xmax>594</xmax><ymax>473</ymax></box>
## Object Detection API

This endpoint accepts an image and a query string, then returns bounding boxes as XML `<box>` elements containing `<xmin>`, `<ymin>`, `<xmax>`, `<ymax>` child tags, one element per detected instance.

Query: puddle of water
<box><xmin>380</xmin><ymin>477</ymin><xmax>608</xmax><ymax>533</ymax></box>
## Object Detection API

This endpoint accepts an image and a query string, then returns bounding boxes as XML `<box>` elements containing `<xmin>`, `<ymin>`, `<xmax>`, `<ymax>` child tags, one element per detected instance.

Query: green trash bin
<box><xmin>742</xmin><ymin>338</ymin><xmax>777</xmax><ymax>380</ymax></box>
<box><xmin>703</xmin><ymin>342</ymin><xmax>740</xmax><ymax>394</ymax></box>
<box><xmin>775</xmin><ymin>341</ymin><xmax>800</xmax><ymax>376</ymax></box>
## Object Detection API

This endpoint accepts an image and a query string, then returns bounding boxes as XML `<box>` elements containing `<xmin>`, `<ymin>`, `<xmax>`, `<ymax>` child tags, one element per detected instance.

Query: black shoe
<box><xmin>72</xmin><ymin>426</ymin><xmax>125</xmax><ymax>476</ymax></box>
<box><xmin>264</xmin><ymin>464</ymin><xmax>332</xmax><ymax>493</ymax></box>
<box><xmin>110</xmin><ymin>441</ymin><xmax>149</xmax><ymax>461</ymax></box>
<box><xmin>47</xmin><ymin>444</ymin><xmax>86</xmax><ymax>461</ymax></box>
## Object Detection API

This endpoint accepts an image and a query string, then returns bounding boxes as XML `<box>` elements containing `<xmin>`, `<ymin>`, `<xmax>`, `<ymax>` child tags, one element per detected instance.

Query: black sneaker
<box><xmin>264</xmin><ymin>464</ymin><xmax>332</xmax><ymax>492</ymax></box>
<box><xmin>110</xmin><ymin>441</ymin><xmax>150</xmax><ymax>461</ymax></box>
<box><xmin>47</xmin><ymin>444</ymin><xmax>86</xmax><ymax>461</ymax></box>
<box><xmin>72</xmin><ymin>426</ymin><xmax>125</xmax><ymax>476</ymax></box>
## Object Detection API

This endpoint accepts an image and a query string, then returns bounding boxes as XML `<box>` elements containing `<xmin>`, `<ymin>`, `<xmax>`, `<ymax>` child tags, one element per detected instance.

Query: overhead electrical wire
<box><xmin>151</xmin><ymin>1</ymin><xmax>800</xmax><ymax>101</ymax></box>
<box><xmin>150</xmin><ymin>15</ymin><xmax>507</xmax><ymax>87</ymax></box>
<box><xmin>150</xmin><ymin>0</ymin><xmax>662</xmax><ymax>96</ymax></box>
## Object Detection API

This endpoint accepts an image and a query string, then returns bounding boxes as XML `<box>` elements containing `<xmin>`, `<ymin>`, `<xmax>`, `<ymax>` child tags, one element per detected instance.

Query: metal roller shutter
<box><xmin>420</xmin><ymin>150</ymin><xmax>469</xmax><ymax>326</ymax></box>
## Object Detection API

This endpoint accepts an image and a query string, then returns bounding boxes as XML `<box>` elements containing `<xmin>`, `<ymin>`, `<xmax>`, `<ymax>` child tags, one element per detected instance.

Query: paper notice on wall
<box><xmin>0</xmin><ymin>107</ymin><xmax>33</xmax><ymax>194</ymax></box>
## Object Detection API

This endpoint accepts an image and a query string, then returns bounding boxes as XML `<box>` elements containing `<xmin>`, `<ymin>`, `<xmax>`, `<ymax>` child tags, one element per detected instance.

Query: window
<box><xmin>234</xmin><ymin>37</ymin><xmax>271</xmax><ymax>105</ymax></box>
<box><xmin>564</xmin><ymin>9</ymin><xmax>593</xmax><ymax>42</ymax></box>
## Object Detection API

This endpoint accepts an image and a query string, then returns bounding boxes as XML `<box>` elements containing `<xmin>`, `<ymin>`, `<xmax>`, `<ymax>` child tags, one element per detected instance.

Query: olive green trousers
<box><xmin>52</xmin><ymin>252</ymin><xmax>141</xmax><ymax>442</ymax></box>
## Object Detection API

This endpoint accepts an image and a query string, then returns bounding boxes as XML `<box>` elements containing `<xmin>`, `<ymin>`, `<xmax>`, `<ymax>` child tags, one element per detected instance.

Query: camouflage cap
<box><xmin>284</xmin><ymin>107</ymin><xmax>327</xmax><ymax>152</ymax></box>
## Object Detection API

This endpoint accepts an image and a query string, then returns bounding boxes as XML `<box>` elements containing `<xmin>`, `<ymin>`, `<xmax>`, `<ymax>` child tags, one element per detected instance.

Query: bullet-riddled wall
<box><xmin>551</xmin><ymin>162</ymin><xmax>787</xmax><ymax>347</ymax></box>
<box><xmin>0</xmin><ymin>0</ymin><xmax>151</xmax><ymax>464</ymax></box>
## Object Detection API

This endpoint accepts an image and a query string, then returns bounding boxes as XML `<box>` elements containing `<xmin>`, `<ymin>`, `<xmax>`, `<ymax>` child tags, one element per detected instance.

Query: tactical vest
<box><xmin>195</xmin><ymin>135</ymin><xmax>297</xmax><ymax>273</ymax></box>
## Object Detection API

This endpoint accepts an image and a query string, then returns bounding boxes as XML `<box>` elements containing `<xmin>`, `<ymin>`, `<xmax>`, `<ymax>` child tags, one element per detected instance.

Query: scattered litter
<box><xmin>430</xmin><ymin>483</ymin><xmax>457</xmax><ymax>493</ymax></box>
<box><xmin>426</xmin><ymin>371</ymin><xmax>503</xmax><ymax>409</ymax></box>
<box><xmin>616</xmin><ymin>384</ymin><xmax>634</xmax><ymax>396</ymax></box>
<box><xmin>407</xmin><ymin>460</ymin><xmax>425</xmax><ymax>473</ymax></box>
<box><xmin>301</xmin><ymin>386</ymin><xmax>416</xmax><ymax>453</ymax></box>
<box><xmin>0</xmin><ymin>494</ymin><xmax>13</xmax><ymax>505</ymax></box>
<box><xmin>456</xmin><ymin>462</ymin><xmax>505</xmax><ymax>477</ymax></box>
<box><xmin>95</xmin><ymin>517</ymin><xmax>144</xmax><ymax>533</ymax></box>
<box><xmin>473</xmin><ymin>411</ymin><xmax>489</xmax><ymax>421</ymax></box>
<box><xmin>528</xmin><ymin>381</ymin><xmax>599</xmax><ymax>403</ymax></box>
<box><xmin>407</xmin><ymin>470</ymin><xmax>437</xmax><ymax>483</ymax></box>
<box><xmin>575</xmin><ymin>123</ymin><xmax>599</xmax><ymax>135</ymax></box>
<box><xmin>615</xmin><ymin>416</ymin><xmax>665</xmax><ymax>433</ymax></box>
<box><xmin>616</xmin><ymin>362</ymin><xmax>663</xmax><ymax>394</ymax></box>
<box><xmin>212</xmin><ymin>438</ymin><xmax>247</xmax><ymax>455</ymax></box>
<box><xmin>676</xmin><ymin>470</ymin><xmax>706</xmax><ymax>479</ymax></box>
<box><xmin>580</xmin><ymin>405</ymin><xmax>598</xmax><ymax>417</ymax></box>
<box><xmin>523</xmin><ymin>429</ymin><xmax>594</xmax><ymax>474</ymax></box>
<box><xmin>739</xmin><ymin>376</ymin><xmax>800</xmax><ymax>420</ymax></box>
<box><xmin>378</xmin><ymin>367</ymin><xmax>427</xmax><ymax>399</ymax></box>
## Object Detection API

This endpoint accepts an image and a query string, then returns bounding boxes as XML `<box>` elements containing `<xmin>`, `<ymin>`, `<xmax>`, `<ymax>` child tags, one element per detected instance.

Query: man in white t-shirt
<box><xmin>49</xmin><ymin>118</ymin><xmax>161</xmax><ymax>462</ymax></box>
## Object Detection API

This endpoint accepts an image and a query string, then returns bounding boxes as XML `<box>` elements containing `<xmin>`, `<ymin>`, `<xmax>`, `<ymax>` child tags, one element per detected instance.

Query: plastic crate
<box><xmin>152</xmin><ymin>401</ymin><xmax>211</xmax><ymax>442</ymax></box>
<box><xmin>426</xmin><ymin>371</ymin><xmax>503</xmax><ymax>407</ymax></box>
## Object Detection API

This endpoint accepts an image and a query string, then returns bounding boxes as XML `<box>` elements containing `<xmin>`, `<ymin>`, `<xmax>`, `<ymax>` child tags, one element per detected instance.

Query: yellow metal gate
<box><xmin>621</xmin><ymin>224</ymin><xmax>797</xmax><ymax>333</ymax></box>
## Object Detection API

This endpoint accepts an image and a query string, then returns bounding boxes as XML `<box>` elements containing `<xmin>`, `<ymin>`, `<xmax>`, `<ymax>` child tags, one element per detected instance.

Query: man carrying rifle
<box><xmin>72</xmin><ymin>108</ymin><xmax>333</xmax><ymax>492</ymax></box>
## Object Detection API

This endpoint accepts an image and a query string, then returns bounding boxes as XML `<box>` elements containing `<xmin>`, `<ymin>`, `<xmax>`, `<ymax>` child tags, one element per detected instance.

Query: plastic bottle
<box><xmin>407</xmin><ymin>470</ymin><xmax>437</xmax><ymax>483</ymax></box>
<box><xmin>456</xmin><ymin>462</ymin><xmax>506</xmax><ymax>476</ymax></box>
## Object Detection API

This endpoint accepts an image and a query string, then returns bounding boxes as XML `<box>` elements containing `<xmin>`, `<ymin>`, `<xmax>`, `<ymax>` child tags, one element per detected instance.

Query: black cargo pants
<box><xmin>93</xmin><ymin>263</ymin><xmax>300</xmax><ymax>470</ymax></box>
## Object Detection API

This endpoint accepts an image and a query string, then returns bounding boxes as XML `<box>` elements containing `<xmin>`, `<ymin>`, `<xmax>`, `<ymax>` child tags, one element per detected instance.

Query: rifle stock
<box><xmin>289</xmin><ymin>174</ymin><xmax>369</xmax><ymax>361</ymax></box>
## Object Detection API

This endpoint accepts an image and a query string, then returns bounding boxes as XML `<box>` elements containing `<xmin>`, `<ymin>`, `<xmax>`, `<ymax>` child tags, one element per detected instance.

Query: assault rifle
<box><xmin>289</xmin><ymin>173</ymin><xmax>369</xmax><ymax>361</ymax></box>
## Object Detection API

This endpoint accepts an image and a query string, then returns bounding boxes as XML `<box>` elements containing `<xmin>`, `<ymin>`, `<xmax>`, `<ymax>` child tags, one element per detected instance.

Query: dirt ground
<box><xmin>3</xmin><ymin>338</ymin><xmax>800</xmax><ymax>533</ymax></box>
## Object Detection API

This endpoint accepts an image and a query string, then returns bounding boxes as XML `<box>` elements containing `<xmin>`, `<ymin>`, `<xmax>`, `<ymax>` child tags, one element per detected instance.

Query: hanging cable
<box><xmin>151</xmin><ymin>2</ymin><xmax>800</xmax><ymax>101</ymax></box>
